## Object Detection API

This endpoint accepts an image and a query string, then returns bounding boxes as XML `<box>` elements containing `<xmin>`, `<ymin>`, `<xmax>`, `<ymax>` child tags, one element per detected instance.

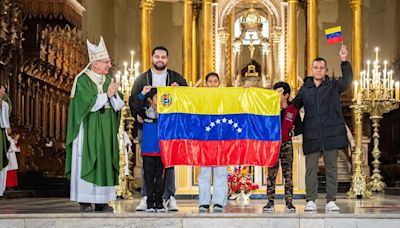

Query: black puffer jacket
<box><xmin>129</xmin><ymin>69</ymin><xmax>187</xmax><ymax>122</ymax></box>
<box><xmin>293</xmin><ymin>61</ymin><xmax>353</xmax><ymax>155</ymax></box>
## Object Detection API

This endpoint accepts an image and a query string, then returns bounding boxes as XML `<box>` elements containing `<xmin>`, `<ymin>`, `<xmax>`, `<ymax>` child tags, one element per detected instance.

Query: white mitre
<box><xmin>87</xmin><ymin>36</ymin><xmax>110</xmax><ymax>62</ymax></box>
<box><xmin>70</xmin><ymin>36</ymin><xmax>109</xmax><ymax>98</ymax></box>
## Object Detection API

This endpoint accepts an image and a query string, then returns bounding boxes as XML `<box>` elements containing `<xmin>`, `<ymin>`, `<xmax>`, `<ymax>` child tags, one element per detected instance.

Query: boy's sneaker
<box><xmin>167</xmin><ymin>196</ymin><xmax>179</xmax><ymax>211</ymax></box>
<box><xmin>305</xmin><ymin>201</ymin><xmax>317</xmax><ymax>211</ymax></box>
<box><xmin>199</xmin><ymin>205</ymin><xmax>210</xmax><ymax>213</ymax></box>
<box><xmin>213</xmin><ymin>204</ymin><xmax>224</xmax><ymax>213</ymax></box>
<box><xmin>146</xmin><ymin>205</ymin><xmax>156</xmax><ymax>213</ymax></box>
<box><xmin>156</xmin><ymin>203</ymin><xmax>167</xmax><ymax>213</ymax></box>
<box><xmin>325</xmin><ymin>201</ymin><xmax>340</xmax><ymax>212</ymax></box>
<box><xmin>285</xmin><ymin>201</ymin><xmax>296</xmax><ymax>212</ymax></box>
<box><xmin>136</xmin><ymin>196</ymin><xmax>147</xmax><ymax>211</ymax></box>
<box><xmin>263</xmin><ymin>200</ymin><xmax>274</xmax><ymax>212</ymax></box>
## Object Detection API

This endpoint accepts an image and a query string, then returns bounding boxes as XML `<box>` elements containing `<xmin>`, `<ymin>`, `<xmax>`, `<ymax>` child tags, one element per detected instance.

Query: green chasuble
<box><xmin>0</xmin><ymin>95</ymin><xmax>11</xmax><ymax>172</ymax></box>
<box><xmin>65</xmin><ymin>73</ymin><xmax>120</xmax><ymax>186</ymax></box>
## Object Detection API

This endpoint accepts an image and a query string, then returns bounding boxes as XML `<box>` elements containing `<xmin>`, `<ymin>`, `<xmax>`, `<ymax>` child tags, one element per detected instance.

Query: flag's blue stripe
<box><xmin>325</xmin><ymin>32</ymin><xmax>342</xmax><ymax>39</ymax></box>
<box><xmin>159</xmin><ymin>113</ymin><xmax>281</xmax><ymax>141</ymax></box>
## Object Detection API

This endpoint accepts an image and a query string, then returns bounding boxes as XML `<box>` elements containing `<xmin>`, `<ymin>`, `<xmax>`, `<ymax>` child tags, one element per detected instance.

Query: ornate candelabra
<box><xmin>350</xmin><ymin>47</ymin><xmax>400</xmax><ymax>195</ymax></box>
<box><xmin>115</xmin><ymin>51</ymin><xmax>140</xmax><ymax>199</ymax></box>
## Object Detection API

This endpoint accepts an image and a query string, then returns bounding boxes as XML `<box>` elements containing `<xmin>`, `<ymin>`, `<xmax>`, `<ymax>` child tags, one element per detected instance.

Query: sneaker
<box><xmin>167</xmin><ymin>196</ymin><xmax>179</xmax><ymax>211</ymax></box>
<box><xmin>146</xmin><ymin>205</ymin><xmax>156</xmax><ymax>213</ymax></box>
<box><xmin>285</xmin><ymin>201</ymin><xmax>296</xmax><ymax>212</ymax></box>
<box><xmin>156</xmin><ymin>203</ymin><xmax>167</xmax><ymax>213</ymax></box>
<box><xmin>263</xmin><ymin>200</ymin><xmax>274</xmax><ymax>212</ymax></box>
<box><xmin>213</xmin><ymin>204</ymin><xmax>223</xmax><ymax>213</ymax></box>
<box><xmin>325</xmin><ymin>201</ymin><xmax>340</xmax><ymax>212</ymax></box>
<box><xmin>136</xmin><ymin>196</ymin><xmax>147</xmax><ymax>211</ymax></box>
<box><xmin>305</xmin><ymin>201</ymin><xmax>317</xmax><ymax>211</ymax></box>
<box><xmin>199</xmin><ymin>205</ymin><xmax>210</xmax><ymax>213</ymax></box>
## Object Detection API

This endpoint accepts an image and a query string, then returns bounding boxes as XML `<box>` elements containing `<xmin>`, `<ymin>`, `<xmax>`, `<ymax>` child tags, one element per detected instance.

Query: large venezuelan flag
<box><xmin>157</xmin><ymin>87</ymin><xmax>281</xmax><ymax>167</ymax></box>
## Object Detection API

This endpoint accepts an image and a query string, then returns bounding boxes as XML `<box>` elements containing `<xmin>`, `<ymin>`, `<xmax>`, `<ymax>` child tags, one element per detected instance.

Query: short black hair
<box><xmin>205</xmin><ymin>72</ymin><xmax>220</xmax><ymax>82</ymax></box>
<box><xmin>152</xmin><ymin>46</ymin><xmax>169</xmax><ymax>56</ymax></box>
<box><xmin>145</xmin><ymin>88</ymin><xmax>157</xmax><ymax>100</ymax></box>
<box><xmin>312</xmin><ymin>57</ymin><xmax>327</xmax><ymax>66</ymax></box>
<box><xmin>273</xmin><ymin>81</ymin><xmax>291</xmax><ymax>96</ymax></box>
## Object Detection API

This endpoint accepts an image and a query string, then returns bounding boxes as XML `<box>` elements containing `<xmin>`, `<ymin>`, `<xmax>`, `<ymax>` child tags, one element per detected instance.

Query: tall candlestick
<box><xmin>130</xmin><ymin>50</ymin><xmax>134</xmax><ymax>70</ymax></box>
<box><xmin>395</xmin><ymin>81</ymin><xmax>400</xmax><ymax>101</ymax></box>
<box><xmin>123</xmin><ymin>62</ymin><xmax>128</xmax><ymax>76</ymax></box>
<box><xmin>366</xmin><ymin>60</ymin><xmax>371</xmax><ymax>89</ymax></box>
<box><xmin>353</xmin><ymin>80</ymin><xmax>359</xmax><ymax>100</ymax></box>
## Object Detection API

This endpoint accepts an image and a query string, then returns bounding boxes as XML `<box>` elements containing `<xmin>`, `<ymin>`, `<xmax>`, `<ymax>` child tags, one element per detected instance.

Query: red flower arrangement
<box><xmin>228</xmin><ymin>166</ymin><xmax>259</xmax><ymax>195</ymax></box>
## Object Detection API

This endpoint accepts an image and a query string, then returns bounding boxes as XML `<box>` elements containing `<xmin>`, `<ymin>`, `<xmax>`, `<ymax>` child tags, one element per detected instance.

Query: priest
<box><xmin>65</xmin><ymin>37</ymin><xmax>124</xmax><ymax>212</ymax></box>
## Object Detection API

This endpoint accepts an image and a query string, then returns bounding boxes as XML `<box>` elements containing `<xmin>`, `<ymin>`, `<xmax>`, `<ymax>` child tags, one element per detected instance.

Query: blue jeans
<box><xmin>198</xmin><ymin>166</ymin><xmax>228</xmax><ymax>206</ymax></box>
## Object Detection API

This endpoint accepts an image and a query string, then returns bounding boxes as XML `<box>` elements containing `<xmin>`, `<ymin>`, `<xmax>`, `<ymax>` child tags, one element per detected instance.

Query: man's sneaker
<box><xmin>146</xmin><ymin>205</ymin><xmax>156</xmax><ymax>213</ymax></box>
<box><xmin>325</xmin><ymin>201</ymin><xmax>340</xmax><ymax>212</ymax></box>
<box><xmin>136</xmin><ymin>196</ymin><xmax>147</xmax><ymax>211</ymax></box>
<box><xmin>263</xmin><ymin>200</ymin><xmax>274</xmax><ymax>212</ymax></box>
<box><xmin>213</xmin><ymin>204</ymin><xmax>223</xmax><ymax>213</ymax></box>
<box><xmin>305</xmin><ymin>201</ymin><xmax>317</xmax><ymax>211</ymax></box>
<box><xmin>156</xmin><ymin>203</ymin><xmax>167</xmax><ymax>213</ymax></box>
<box><xmin>199</xmin><ymin>205</ymin><xmax>210</xmax><ymax>213</ymax></box>
<box><xmin>167</xmin><ymin>196</ymin><xmax>179</xmax><ymax>211</ymax></box>
<box><xmin>285</xmin><ymin>201</ymin><xmax>296</xmax><ymax>212</ymax></box>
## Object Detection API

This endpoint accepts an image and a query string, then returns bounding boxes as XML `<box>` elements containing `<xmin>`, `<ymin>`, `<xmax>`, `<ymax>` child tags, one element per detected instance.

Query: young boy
<box><xmin>137</xmin><ymin>87</ymin><xmax>166</xmax><ymax>212</ymax></box>
<box><xmin>197</xmin><ymin>72</ymin><xmax>228</xmax><ymax>213</ymax></box>
<box><xmin>263</xmin><ymin>82</ymin><xmax>302</xmax><ymax>212</ymax></box>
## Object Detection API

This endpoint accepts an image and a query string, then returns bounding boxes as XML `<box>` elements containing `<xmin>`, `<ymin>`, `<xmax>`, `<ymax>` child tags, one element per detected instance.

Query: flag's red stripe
<box><xmin>160</xmin><ymin>139</ymin><xmax>281</xmax><ymax>167</ymax></box>
<box><xmin>327</xmin><ymin>36</ymin><xmax>343</xmax><ymax>44</ymax></box>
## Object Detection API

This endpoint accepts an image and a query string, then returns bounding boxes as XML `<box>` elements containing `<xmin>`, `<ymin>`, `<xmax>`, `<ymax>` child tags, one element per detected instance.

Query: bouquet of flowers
<box><xmin>228</xmin><ymin>166</ymin><xmax>259</xmax><ymax>197</ymax></box>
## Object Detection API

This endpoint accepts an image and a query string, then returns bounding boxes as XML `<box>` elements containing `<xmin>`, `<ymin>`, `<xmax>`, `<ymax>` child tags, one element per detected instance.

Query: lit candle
<box><xmin>130</xmin><ymin>50</ymin><xmax>134</xmax><ymax>70</ymax></box>
<box><xmin>383</xmin><ymin>60</ymin><xmax>387</xmax><ymax>89</ymax></box>
<box><xmin>356</xmin><ymin>91</ymin><xmax>362</xmax><ymax>105</ymax></box>
<box><xmin>116</xmin><ymin>71</ymin><xmax>121</xmax><ymax>83</ymax></box>
<box><xmin>366</xmin><ymin>60</ymin><xmax>371</xmax><ymax>88</ymax></box>
<box><xmin>134</xmin><ymin>62</ymin><xmax>140</xmax><ymax>76</ymax></box>
<box><xmin>353</xmin><ymin>80</ymin><xmax>359</xmax><ymax>100</ymax></box>
<box><xmin>123</xmin><ymin>62</ymin><xmax>128</xmax><ymax>76</ymax></box>
<box><xmin>395</xmin><ymin>81</ymin><xmax>400</xmax><ymax>101</ymax></box>
<box><xmin>375</xmin><ymin>47</ymin><xmax>379</xmax><ymax>62</ymax></box>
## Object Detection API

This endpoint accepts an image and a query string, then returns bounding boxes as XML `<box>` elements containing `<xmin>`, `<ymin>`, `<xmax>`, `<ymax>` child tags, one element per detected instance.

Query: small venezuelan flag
<box><xmin>325</xmin><ymin>26</ymin><xmax>343</xmax><ymax>44</ymax></box>
<box><xmin>157</xmin><ymin>87</ymin><xmax>281</xmax><ymax>167</ymax></box>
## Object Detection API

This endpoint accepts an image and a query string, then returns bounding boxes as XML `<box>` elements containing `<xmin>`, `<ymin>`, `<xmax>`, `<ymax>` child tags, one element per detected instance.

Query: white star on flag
<box><xmin>205</xmin><ymin>126</ymin><xmax>211</xmax><ymax>132</ymax></box>
<box><xmin>215</xmin><ymin>119</ymin><xmax>221</xmax><ymax>124</ymax></box>
<box><xmin>228</xmin><ymin>119</ymin><xmax>233</xmax><ymax>125</ymax></box>
<box><xmin>210</xmin><ymin>122</ymin><xmax>215</xmax><ymax>127</ymax></box>
<box><xmin>233</xmin><ymin>123</ymin><xmax>238</xmax><ymax>128</ymax></box>
<box><xmin>222</xmin><ymin>118</ymin><xmax>227</xmax><ymax>123</ymax></box>
<box><xmin>237</xmin><ymin>128</ymin><xmax>242</xmax><ymax>133</ymax></box>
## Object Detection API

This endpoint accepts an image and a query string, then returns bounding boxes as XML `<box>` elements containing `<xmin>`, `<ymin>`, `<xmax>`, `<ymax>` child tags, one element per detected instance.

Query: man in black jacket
<box><xmin>129</xmin><ymin>46</ymin><xmax>187</xmax><ymax>211</ymax></box>
<box><xmin>293</xmin><ymin>45</ymin><xmax>352</xmax><ymax>212</ymax></box>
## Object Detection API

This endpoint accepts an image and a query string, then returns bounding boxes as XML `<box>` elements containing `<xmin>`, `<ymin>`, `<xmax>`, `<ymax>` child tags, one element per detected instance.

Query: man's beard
<box><xmin>152</xmin><ymin>62</ymin><xmax>167</xmax><ymax>71</ymax></box>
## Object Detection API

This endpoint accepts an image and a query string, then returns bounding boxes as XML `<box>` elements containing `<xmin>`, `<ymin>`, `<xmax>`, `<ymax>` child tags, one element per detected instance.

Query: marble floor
<box><xmin>0</xmin><ymin>193</ymin><xmax>400</xmax><ymax>228</ymax></box>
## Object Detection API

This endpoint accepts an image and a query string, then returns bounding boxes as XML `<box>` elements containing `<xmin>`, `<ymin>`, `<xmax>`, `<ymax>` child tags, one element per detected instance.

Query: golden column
<box><xmin>349</xmin><ymin>0</ymin><xmax>363</xmax><ymax>83</ymax></box>
<box><xmin>218</xmin><ymin>28</ymin><xmax>230</xmax><ymax>87</ymax></box>
<box><xmin>140</xmin><ymin>0</ymin><xmax>155</xmax><ymax>72</ymax></box>
<box><xmin>183</xmin><ymin>0</ymin><xmax>193</xmax><ymax>84</ymax></box>
<box><xmin>225</xmin><ymin>14</ymin><xmax>233</xmax><ymax>87</ymax></box>
<box><xmin>306</xmin><ymin>0</ymin><xmax>318</xmax><ymax>76</ymax></box>
<box><xmin>192</xmin><ymin>3</ymin><xmax>201</xmax><ymax>85</ymax></box>
<box><xmin>202</xmin><ymin>0</ymin><xmax>213</xmax><ymax>81</ymax></box>
<box><xmin>287</xmin><ymin>0</ymin><xmax>298</xmax><ymax>92</ymax></box>
<box><xmin>349</xmin><ymin>0</ymin><xmax>363</xmax><ymax>138</ymax></box>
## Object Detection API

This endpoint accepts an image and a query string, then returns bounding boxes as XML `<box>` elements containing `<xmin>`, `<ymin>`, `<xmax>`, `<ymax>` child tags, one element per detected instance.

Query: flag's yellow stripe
<box><xmin>325</xmin><ymin>26</ymin><xmax>342</xmax><ymax>35</ymax></box>
<box><xmin>157</xmin><ymin>87</ymin><xmax>280</xmax><ymax>115</ymax></box>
